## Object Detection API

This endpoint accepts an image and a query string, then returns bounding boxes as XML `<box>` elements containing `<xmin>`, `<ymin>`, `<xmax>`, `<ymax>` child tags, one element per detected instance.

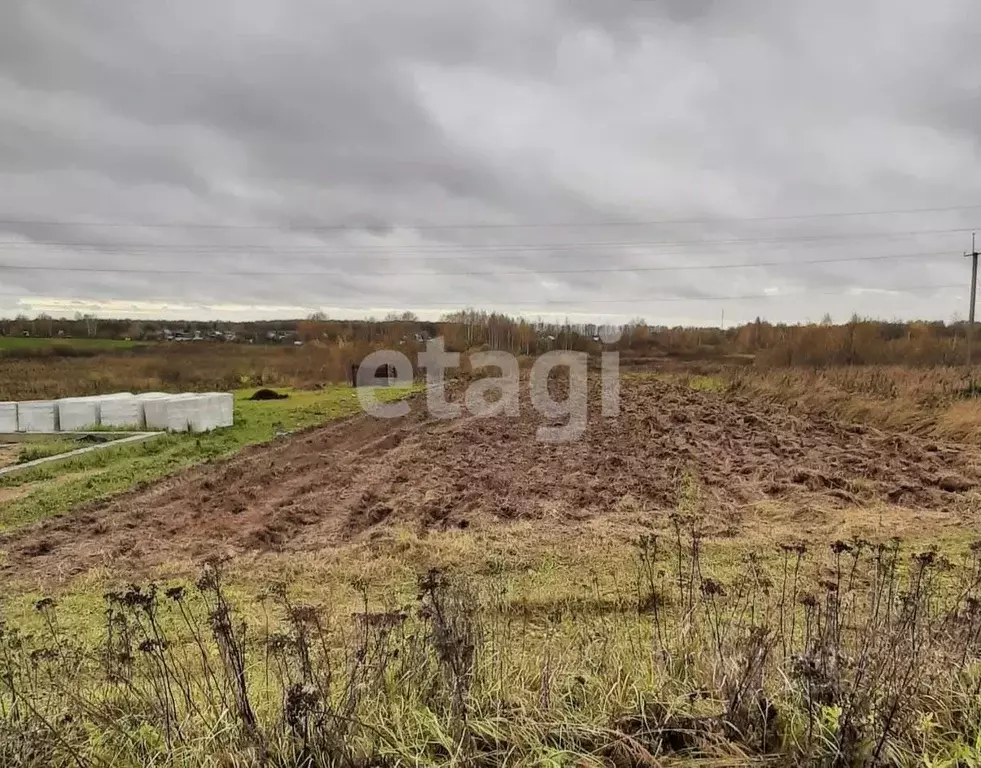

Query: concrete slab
<box><xmin>0</xmin><ymin>432</ymin><xmax>165</xmax><ymax>478</ymax></box>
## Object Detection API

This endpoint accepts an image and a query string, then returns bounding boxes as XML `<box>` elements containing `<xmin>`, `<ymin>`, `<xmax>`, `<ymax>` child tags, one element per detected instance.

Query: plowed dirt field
<box><xmin>3</xmin><ymin>376</ymin><xmax>980</xmax><ymax>582</ymax></box>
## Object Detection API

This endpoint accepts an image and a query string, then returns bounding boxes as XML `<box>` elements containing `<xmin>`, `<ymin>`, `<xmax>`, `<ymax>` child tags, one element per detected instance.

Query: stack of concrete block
<box><xmin>5</xmin><ymin>391</ymin><xmax>234</xmax><ymax>433</ymax></box>
<box><xmin>57</xmin><ymin>397</ymin><xmax>102</xmax><ymax>431</ymax></box>
<box><xmin>0</xmin><ymin>402</ymin><xmax>17</xmax><ymax>432</ymax></box>
<box><xmin>100</xmin><ymin>392</ymin><xmax>172</xmax><ymax>428</ymax></box>
<box><xmin>143</xmin><ymin>393</ymin><xmax>234</xmax><ymax>433</ymax></box>
<box><xmin>17</xmin><ymin>401</ymin><xmax>59</xmax><ymax>432</ymax></box>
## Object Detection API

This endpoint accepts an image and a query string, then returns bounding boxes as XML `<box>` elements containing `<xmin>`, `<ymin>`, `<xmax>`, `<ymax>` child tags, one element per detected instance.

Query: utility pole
<box><xmin>967</xmin><ymin>233</ymin><xmax>979</xmax><ymax>368</ymax></box>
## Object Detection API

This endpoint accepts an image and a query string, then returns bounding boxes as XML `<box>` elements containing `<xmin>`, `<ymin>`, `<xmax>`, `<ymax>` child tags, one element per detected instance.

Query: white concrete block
<box><xmin>57</xmin><ymin>397</ymin><xmax>101</xmax><ymax>431</ymax></box>
<box><xmin>17</xmin><ymin>401</ymin><xmax>59</xmax><ymax>432</ymax></box>
<box><xmin>188</xmin><ymin>394</ymin><xmax>222</xmax><ymax>433</ymax></box>
<box><xmin>144</xmin><ymin>395</ymin><xmax>193</xmax><ymax>432</ymax></box>
<box><xmin>99</xmin><ymin>395</ymin><xmax>143</xmax><ymax>428</ymax></box>
<box><xmin>71</xmin><ymin>391</ymin><xmax>236</xmax><ymax>433</ymax></box>
<box><xmin>209</xmin><ymin>392</ymin><xmax>234</xmax><ymax>428</ymax></box>
<box><xmin>129</xmin><ymin>393</ymin><xmax>180</xmax><ymax>431</ymax></box>
<box><xmin>140</xmin><ymin>393</ymin><xmax>233</xmax><ymax>433</ymax></box>
<box><xmin>185</xmin><ymin>395</ymin><xmax>215</xmax><ymax>433</ymax></box>
<box><xmin>93</xmin><ymin>392</ymin><xmax>180</xmax><ymax>429</ymax></box>
<box><xmin>187</xmin><ymin>393</ymin><xmax>232</xmax><ymax>432</ymax></box>
<box><xmin>139</xmin><ymin>397</ymin><xmax>169</xmax><ymax>431</ymax></box>
<box><xmin>0</xmin><ymin>402</ymin><xmax>17</xmax><ymax>432</ymax></box>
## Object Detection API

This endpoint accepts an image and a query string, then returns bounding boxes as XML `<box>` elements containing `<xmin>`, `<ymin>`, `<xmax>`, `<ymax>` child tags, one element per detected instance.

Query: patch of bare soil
<box><xmin>3</xmin><ymin>376</ymin><xmax>981</xmax><ymax>582</ymax></box>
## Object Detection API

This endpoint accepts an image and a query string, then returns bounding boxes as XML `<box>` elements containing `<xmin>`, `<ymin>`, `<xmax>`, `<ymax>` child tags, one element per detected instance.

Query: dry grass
<box><xmin>728</xmin><ymin>366</ymin><xmax>981</xmax><ymax>442</ymax></box>
<box><xmin>5</xmin><ymin>520</ymin><xmax>981</xmax><ymax>767</ymax></box>
<box><xmin>0</xmin><ymin>341</ymin><xmax>393</xmax><ymax>401</ymax></box>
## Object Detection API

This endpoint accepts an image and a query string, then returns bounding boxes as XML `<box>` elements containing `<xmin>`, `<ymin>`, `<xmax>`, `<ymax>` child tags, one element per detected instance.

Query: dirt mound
<box><xmin>249</xmin><ymin>388</ymin><xmax>289</xmax><ymax>401</ymax></box>
<box><xmin>3</xmin><ymin>376</ymin><xmax>981</xmax><ymax>582</ymax></box>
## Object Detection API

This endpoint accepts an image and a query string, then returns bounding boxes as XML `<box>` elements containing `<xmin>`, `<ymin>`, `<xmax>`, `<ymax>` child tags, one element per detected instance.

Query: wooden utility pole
<box><xmin>967</xmin><ymin>233</ymin><xmax>979</xmax><ymax>367</ymax></box>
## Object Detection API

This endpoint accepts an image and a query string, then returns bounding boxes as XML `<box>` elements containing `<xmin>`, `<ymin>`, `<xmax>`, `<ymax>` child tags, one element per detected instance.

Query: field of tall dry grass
<box><xmin>727</xmin><ymin>365</ymin><xmax>981</xmax><ymax>442</ymax></box>
<box><xmin>0</xmin><ymin>341</ymin><xmax>389</xmax><ymax>401</ymax></box>
<box><xmin>9</xmin><ymin>526</ymin><xmax>981</xmax><ymax>767</ymax></box>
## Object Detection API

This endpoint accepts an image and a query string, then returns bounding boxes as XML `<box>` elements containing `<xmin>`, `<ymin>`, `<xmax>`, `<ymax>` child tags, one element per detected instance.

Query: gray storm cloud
<box><xmin>0</xmin><ymin>0</ymin><xmax>980</xmax><ymax>323</ymax></box>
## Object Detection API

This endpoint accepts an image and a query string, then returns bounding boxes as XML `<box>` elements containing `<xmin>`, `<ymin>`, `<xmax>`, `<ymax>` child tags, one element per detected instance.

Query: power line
<box><xmin>0</xmin><ymin>248</ymin><xmax>956</xmax><ymax>277</ymax></box>
<box><xmin>0</xmin><ymin>203</ymin><xmax>979</xmax><ymax>232</ymax></box>
<box><xmin>0</xmin><ymin>226</ymin><xmax>975</xmax><ymax>255</ymax></box>
<box><xmin>0</xmin><ymin>283</ymin><xmax>963</xmax><ymax>308</ymax></box>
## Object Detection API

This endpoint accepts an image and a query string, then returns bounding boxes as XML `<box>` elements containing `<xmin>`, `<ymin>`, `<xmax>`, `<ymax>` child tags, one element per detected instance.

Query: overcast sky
<box><xmin>1</xmin><ymin>0</ymin><xmax>981</xmax><ymax>325</ymax></box>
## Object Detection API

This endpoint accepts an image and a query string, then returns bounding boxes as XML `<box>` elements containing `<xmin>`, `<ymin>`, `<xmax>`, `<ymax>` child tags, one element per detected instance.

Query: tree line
<box><xmin>0</xmin><ymin>309</ymin><xmax>974</xmax><ymax>367</ymax></box>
